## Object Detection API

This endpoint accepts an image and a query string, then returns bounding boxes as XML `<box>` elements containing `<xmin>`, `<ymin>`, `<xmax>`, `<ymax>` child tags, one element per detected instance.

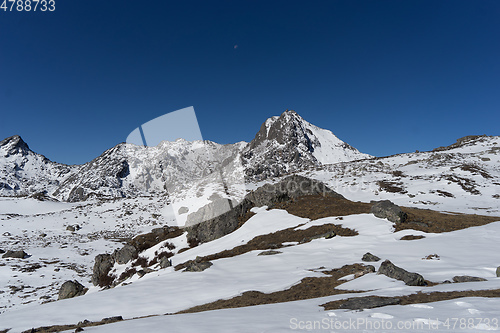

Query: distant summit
<box><xmin>243</xmin><ymin>110</ymin><xmax>371</xmax><ymax>180</ymax></box>
<box><xmin>0</xmin><ymin>135</ymin><xmax>30</xmax><ymax>157</ymax></box>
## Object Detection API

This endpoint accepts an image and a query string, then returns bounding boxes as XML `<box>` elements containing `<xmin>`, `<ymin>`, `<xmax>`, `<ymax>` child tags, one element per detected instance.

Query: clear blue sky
<box><xmin>1</xmin><ymin>0</ymin><xmax>499</xmax><ymax>165</ymax></box>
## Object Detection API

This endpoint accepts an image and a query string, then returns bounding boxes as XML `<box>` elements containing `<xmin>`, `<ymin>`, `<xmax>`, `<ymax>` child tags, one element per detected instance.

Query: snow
<box><xmin>1</xmin><ymin>201</ymin><xmax>499</xmax><ymax>332</ymax></box>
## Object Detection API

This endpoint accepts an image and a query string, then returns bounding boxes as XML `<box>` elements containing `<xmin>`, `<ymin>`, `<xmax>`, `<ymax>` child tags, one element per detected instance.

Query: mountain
<box><xmin>242</xmin><ymin>110</ymin><xmax>370</xmax><ymax>180</ymax></box>
<box><xmin>0</xmin><ymin>110</ymin><xmax>370</xmax><ymax>202</ymax></box>
<box><xmin>0</xmin><ymin>135</ymin><xmax>75</xmax><ymax>197</ymax></box>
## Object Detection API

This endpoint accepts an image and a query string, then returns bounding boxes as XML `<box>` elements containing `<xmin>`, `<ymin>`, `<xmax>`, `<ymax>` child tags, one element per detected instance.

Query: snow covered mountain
<box><xmin>0</xmin><ymin>110</ymin><xmax>370</xmax><ymax>202</ymax></box>
<box><xmin>243</xmin><ymin>110</ymin><xmax>371</xmax><ymax>180</ymax></box>
<box><xmin>0</xmin><ymin>116</ymin><xmax>499</xmax><ymax>332</ymax></box>
<box><xmin>0</xmin><ymin>135</ymin><xmax>76</xmax><ymax>197</ymax></box>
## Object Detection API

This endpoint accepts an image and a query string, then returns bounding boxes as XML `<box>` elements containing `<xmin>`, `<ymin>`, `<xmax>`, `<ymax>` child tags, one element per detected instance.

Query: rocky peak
<box><xmin>0</xmin><ymin>135</ymin><xmax>31</xmax><ymax>157</ymax></box>
<box><xmin>248</xmin><ymin>110</ymin><xmax>314</xmax><ymax>150</ymax></box>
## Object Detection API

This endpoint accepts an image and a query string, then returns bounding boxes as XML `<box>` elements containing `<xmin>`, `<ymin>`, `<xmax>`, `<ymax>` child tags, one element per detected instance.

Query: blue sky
<box><xmin>1</xmin><ymin>0</ymin><xmax>499</xmax><ymax>164</ymax></box>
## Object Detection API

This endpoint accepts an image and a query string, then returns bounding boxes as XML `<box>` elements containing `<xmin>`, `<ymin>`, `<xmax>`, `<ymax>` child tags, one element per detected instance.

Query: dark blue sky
<box><xmin>1</xmin><ymin>0</ymin><xmax>499</xmax><ymax>164</ymax></box>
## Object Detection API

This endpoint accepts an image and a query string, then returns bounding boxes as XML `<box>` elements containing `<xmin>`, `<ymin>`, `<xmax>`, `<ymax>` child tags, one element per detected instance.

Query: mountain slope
<box><xmin>0</xmin><ymin>110</ymin><xmax>371</xmax><ymax>202</ymax></box>
<box><xmin>242</xmin><ymin>110</ymin><xmax>371</xmax><ymax>180</ymax></box>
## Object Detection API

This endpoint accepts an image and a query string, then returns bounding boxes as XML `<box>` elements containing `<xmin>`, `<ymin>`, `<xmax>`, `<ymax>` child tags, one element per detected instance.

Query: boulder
<box><xmin>2</xmin><ymin>250</ymin><xmax>28</xmax><ymax>259</ymax></box>
<box><xmin>184</xmin><ymin>257</ymin><xmax>213</xmax><ymax>272</ymax></box>
<box><xmin>58</xmin><ymin>280</ymin><xmax>87</xmax><ymax>300</ymax></box>
<box><xmin>113</xmin><ymin>245</ymin><xmax>138</xmax><ymax>265</ymax></box>
<box><xmin>91</xmin><ymin>254</ymin><xmax>114</xmax><ymax>286</ymax></box>
<box><xmin>362</xmin><ymin>252</ymin><xmax>381</xmax><ymax>262</ymax></box>
<box><xmin>66</xmin><ymin>225</ymin><xmax>76</xmax><ymax>232</ymax></box>
<box><xmin>371</xmin><ymin>200</ymin><xmax>407</xmax><ymax>223</ymax></box>
<box><xmin>159</xmin><ymin>256</ymin><xmax>172</xmax><ymax>268</ymax></box>
<box><xmin>354</xmin><ymin>265</ymin><xmax>376</xmax><ymax>278</ymax></box>
<box><xmin>497</xmin><ymin>266</ymin><xmax>500</xmax><ymax>277</ymax></box>
<box><xmin>339</xmin><ymin>296</ymin><xmax>401</xmax><ymax>310</ymax></box>
<box><xmin>377</xmin><ymin>260</ymin><xmax>425</xmax><ymax>286</ymax></box>
<box><xmin>452</xmin><ymin>275</ymin><xmax>487</xmax><ymax>283</ymax></box>
<box><xmin>258</xmin><ymin>250</ymin><xmax>282</xmax><ymax>256</ymax></box>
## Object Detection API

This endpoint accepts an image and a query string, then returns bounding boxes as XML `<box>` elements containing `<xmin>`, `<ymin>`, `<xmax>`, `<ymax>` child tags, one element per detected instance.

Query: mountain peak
<box><xmin>0</xmin><ymin>135</ymin><xmax>30</xmax><ymax>156</ymax></box>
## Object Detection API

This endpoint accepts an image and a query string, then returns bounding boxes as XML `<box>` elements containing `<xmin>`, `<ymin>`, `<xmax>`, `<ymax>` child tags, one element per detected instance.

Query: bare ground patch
<box><xmin>174</xmin><ymin>223</ymin><xmax>358</xmax><ymax>271</ymax></box>
<box><xmin>322</xmin><ymin>289</ymin><xmax>500</xmax><ymax>311</ymax></box>
<box><xmin>176</xmin><ymin>264</ymin><xmax>371</xmax><ymax>314</ymax></box>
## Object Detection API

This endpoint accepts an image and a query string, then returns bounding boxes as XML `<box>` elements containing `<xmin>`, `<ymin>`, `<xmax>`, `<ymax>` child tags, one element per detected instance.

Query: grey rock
<box><xmin>66</xmin><ymin>225</ymin><xmax>76</xmax><ymax>232</ymax></box>
<box><xmin>58</xmin><ymin>280</ymin><xmax>87</xmax><ymax>300</ymax></box>
<box><xmin>185</xmin><ymin>258</ymin><xmax>213</xmax><ymax>272</ymax></box>
<box><xmin>377</xmin><ymin>260</ymin><xmax>425</xmax><ymax>286</ymax></box>
<box><xmin>91</xmin><ymin>253</ymin><xmax>114</xmax><ymax>286</ymax></box>
<box><xmin>178</xmin><ymin>206</ymin><xmax>189</xmax><ymax>215</ymax></box>
<box><xmin>371</xmin><ymin>200</ymin><xmax>407</xmax><ymax>223</ymax></box>
<box><xmin>159</xmin><ymin>256</ymin><xmax>172</xmax><ymax>268</ymax></box>
<box><xmin>497</xmin><ymin>266</ymin><xmax>500</xmax><ymax>277</ymax></box>
<box><xmin>2</xmin><ymin>250</ymin><xmax>28</xmax><ymax>259</ymax></box>
<box><xmin>101</xmin><ymin>316</ymin><xmax>123</xmax><ymax>323</ymax></box>
<box><xmin>354</xmin><ymin>265</ymin><xmax>376</xmax><ymax>278</ymax></box>
<box><xmin>0</xmin><ymin>249</ymin><xmax>4</xmax><ymax>254</ymax></box>
<box><xmin>452</xmin><ymin>275</ymin><xmax>487</xmax><ymax>283</ymax></box>
<box><xmin>186</xmin><ymin>175</ymin><xmax>343</xmax><ymax>244</ymax></box>
<box><xmin>362</xmin><ymin>252</ymin><xmax>381</xmax><ymax>262</ymax></box>
<box><xmin>258</xmin><ymin>250</ymin><xmax>282</xmax><ymax>256</ymax></box>
<box><xmin>339</xmin><ymin>296</ymin><xmax>401</xmax><ymax>310</ymax></box>
<box><xmin>113</xmin><ymin>245</ymin><xmax>138</xmax><ymax>265</ymax></box>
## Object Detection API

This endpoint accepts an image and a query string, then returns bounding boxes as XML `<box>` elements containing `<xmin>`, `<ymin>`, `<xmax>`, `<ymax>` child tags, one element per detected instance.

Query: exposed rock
<box><xmin>58</xmin><ymin>280</ymin><xmax>87</xmax><ymax>300</ymax></box>
<box><xmin>452</xmin><ymin>275</ymin><xmax>487</xmax><ymax>283</ymax></box>
<box><xmin>354</xmin><ymin>265</ymin><xmax>376</xmax><ymax>278</ymax></box>
<box><xmin>137</xmin><ymin>268</ymin><xmax>154</xmax><ymax>278</ymax></box>
<box><xmin>258</xmin><ymin>250</ymin><xmax>282</xmax><ymax>256</ymax></box>
<box><xmin>186</xmin><ymin>175</ymin><xmax>344</xmax><ymax>244</ymax></box>
<box><xmin>339</xmin><ymin>296</ymin><xmax>401</xmax><ymax>310</ymax></box>
<box><xmin>66</xmin><ymin>225</ymin><xmax>76</xmax><ymax>232</ymax></box>
<box><xmin>184</xmin><ymin>257</ymin><xmax>213</xmax><ymax>272</ymax></box>
<box><xmin>371</xmin><ymin>200</ymin><xmax>407</xmax><ymax>223</ymax></box>
<box><xmin>178</xmin><ymin>206</ymin><xmax>189</xmax><ymax>214</ymax></box>
<box><xmin>159</xmin><ymin>256</ymin><xmax>172</xmax><ymax>268</ymax></box>
<box><xmin>2</xmin><ymin>250</ymin><xmax>28</xmax><ymax>259</ymax></box>
<box><xmin>0</xmin><ymin>248</ymin><xmax>4</xmax><ymax>254</ymax></box>
<box><xmin>362</xmin><ymin>252</ymin><xmax>381</xmax><ymax>262</ymax></box>
<box><xmin>91</xmin><ymin>254</ymin><xmax>114</xmax><ymax>286</ymax></box>
<box><xmin>101</xmin><ymin>316</ymin><xmax>123</xmax><ymax>323</ymax></box>
<box><xmin>377</xmin><ymin>260</ymin><xmax>425</xmax><ymax>286</ymax></box>
<box><xmin>113</xmin><ymin>244</ymin><xmax>138</xmax><ymax>265</ymax></box>
<box><xmin>497</xmin><ymin>266</ymin><xmax>500</xmax><ymax>277</ymax></box>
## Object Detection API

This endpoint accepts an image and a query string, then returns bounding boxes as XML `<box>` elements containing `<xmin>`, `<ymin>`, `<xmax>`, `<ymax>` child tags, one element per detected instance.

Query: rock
<box><xmin>137</xmin><ymin>269</ymin><xmax>155</xmax><ymax>278</ymax></box>
<box><xmin>66</xmin><ymin>225</ymin><xmax>76</xmax><ymax>232</ymax></box>
<box><xmin>2</xmin><ymin>250</ymin><xmax>28</xmax><ymax>259</ymax></box>
<box><xmin>186</xmin><ymin>175</ymin><xmax>344</xmax><ymax>243</ymax></box>
<box><xmin>362</xmin><ymin>252</ymin><xmax>381</xmax><ymax>262</ymax></box>
<box><xmin>159</xmin><ymin>256</ymin><xmax>172</xmax><ymax>268</ymax></box>
<box><xmin>370</xmin><ymin>200</ymin><xmax>407</xmax><ymax>223</ymax></box>
<box><xmin>185</xmin><ymin>257</ymin><xmax>213</xmax><ymax>272</ymax></box>
<box><xmin>91</xmin><ymin>254</ymin><xmax>114</xmax><ymax>286</ymax></box>
<box><xmin>354</xmin><ymin>265</ymin><xmax>376</xmax><ymax>278</ymax></box>
<box><xmin>0</xmin><ymin>249</ymin><xmax>4</xmax><ymax>254</ymax></box>
<box><xmin>178</xmin><ymin>206</ymin><xmax>189</xmax><ymax>214</ymax></box>
<box><xmin>377</xmin><ymin>260</ymin><xmax>425</xmax><ymax>286</ymax></box>
<box><xmin>452</xmin><ymin>276</ymin><xmax>487</xmax><ymax>283</ymax></box>
<box><xmin>497</xmin><ymin>266</ymin><xmax>500</xmax><ymax>277</ymax></box>
<box><xmin>258</xmin><ymin>250</ymin><xmax>282</xmax><ymax>256</ymax></box>
<box><xmin>58</xmin><ymin>280</ymin><xmax>87</xmax><ymax>300</ymax></box>
<box><xmin>339</xmin><ymin>296</ymin><xmax>401</xmax><ymax>310</ymax></box>
<box><xmin>101</xmin><ymin>316</ymin><xmax>123</xmax><ymax>323</ymax></box>
<box><xmin>113</xmin><ymin>245</ymin><xmax>138</xmax><ymax>265</ymax></box>
<box><xmin>75</xmin><ymin>327</ymin><xmax>84</xmax><ymax>332</ymax></box>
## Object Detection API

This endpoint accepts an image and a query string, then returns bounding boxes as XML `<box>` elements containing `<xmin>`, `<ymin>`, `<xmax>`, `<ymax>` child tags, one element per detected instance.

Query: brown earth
<box><xmin>322</xmin><ymin>289</ymin><xmax>500</xmax><ymax>311</ymax></box>
<box><xmin>177</xmin><ymin>264</ymin><xmax>370</xmax><ymax>314</ymax></box>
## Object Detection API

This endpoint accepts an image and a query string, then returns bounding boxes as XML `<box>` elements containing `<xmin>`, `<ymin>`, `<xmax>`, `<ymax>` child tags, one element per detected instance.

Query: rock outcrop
<box><xmin>377</xmin><ymin>260</ymin><xmax>425</xmax><ymax>286</ymax></box>
<box><xmin>371</xmin><ymin>200</ymin><xmax>407</xmax><ymax>223</ymax></box>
